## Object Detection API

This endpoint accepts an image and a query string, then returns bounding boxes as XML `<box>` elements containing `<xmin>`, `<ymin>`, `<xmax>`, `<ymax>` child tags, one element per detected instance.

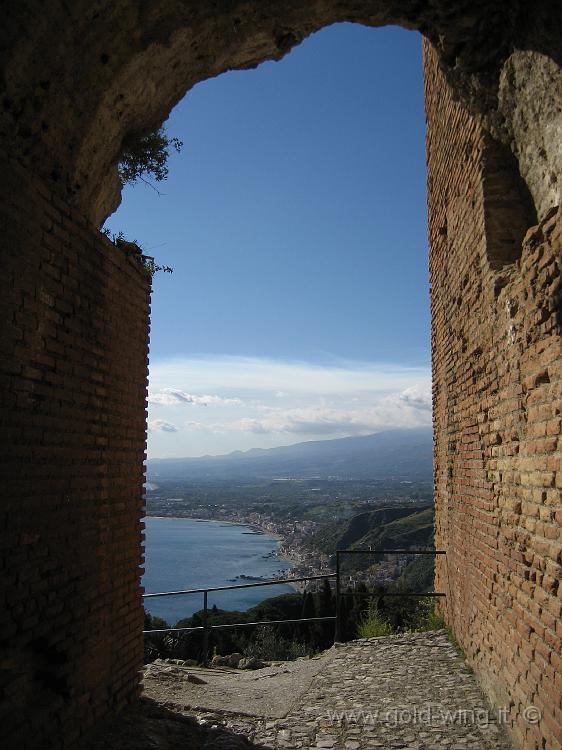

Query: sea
<box><xmin>142</xmin><ymin>516</ymin><xmax>295</xmax><ymax>626</ymax></box>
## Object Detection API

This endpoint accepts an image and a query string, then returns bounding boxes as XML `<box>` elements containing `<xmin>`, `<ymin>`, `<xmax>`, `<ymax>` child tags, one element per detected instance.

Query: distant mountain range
<box><xmin>147</xmin><ymin>427</ymin><xmax>433</xmax><ymax>481</ymax></box>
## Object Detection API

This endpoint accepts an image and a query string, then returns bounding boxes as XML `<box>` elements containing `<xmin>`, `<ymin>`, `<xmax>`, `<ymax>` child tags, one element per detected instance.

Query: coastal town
<box><xmin>147</xmin><ymin>495</ymin><xmax>335</xmax><ymax>591</ymax></box>
<box><xmin>144</xmin><ymin>480</ymin><xmax>432</xmax><ymax>593</ymax></box>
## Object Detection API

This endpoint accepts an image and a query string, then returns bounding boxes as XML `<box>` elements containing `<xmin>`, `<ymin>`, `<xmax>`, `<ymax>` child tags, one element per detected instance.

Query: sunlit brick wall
<box><xmin>424</xmin><ymin>40</ymin><xmax>562</xmax><ymax>750</ymax></box>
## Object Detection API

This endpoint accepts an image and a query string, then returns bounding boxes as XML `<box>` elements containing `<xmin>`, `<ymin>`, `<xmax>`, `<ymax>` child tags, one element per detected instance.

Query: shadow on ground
<box><xmin>82</xmin><ymin>697</ymin><xmax>264</xmax><ymax>749</ymax></box>
<box><xmin>83</xmin><ymin>633</ymin><xmax>512</xmax><ymax>749</ymax></box>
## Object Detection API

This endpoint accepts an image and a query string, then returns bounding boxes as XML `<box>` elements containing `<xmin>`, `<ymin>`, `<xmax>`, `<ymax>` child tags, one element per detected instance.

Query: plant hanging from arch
<box><xmin>118</xmin><ymin>127</ymin><xmax>183</xmax><ymax>188</ymax></box>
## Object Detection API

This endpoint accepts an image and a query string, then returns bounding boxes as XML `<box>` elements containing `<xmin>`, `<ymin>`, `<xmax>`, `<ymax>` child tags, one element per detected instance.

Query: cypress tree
<box><xmin>299</xmin><ymin>591</ymin><xmax>316</xmax><ymax>642</ymax></box>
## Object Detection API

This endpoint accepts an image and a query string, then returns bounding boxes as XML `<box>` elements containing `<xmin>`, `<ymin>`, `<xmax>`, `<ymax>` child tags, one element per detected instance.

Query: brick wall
<box><xmin>425</xmin><ymin>40</ymin><xmax>562</xmax><ymax>750</ymax></box>
<box><xmin>0</xmin><ymin>157</ymin><xmax>150</xmax><ymax>748</ymax></box>
<box><xmin>1</xmin><ymin>36</ymin><xmax>560</xmax><ymax>750</ymax></box>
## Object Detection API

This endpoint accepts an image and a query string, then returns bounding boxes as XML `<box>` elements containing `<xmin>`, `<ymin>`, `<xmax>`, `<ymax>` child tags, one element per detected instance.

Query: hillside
<box><xmin>312</xmin><ymin>504</ymin><xmax>434</xmax><ymax>554</ymax></box>
<box><xmin>312</xmin><ymin>504</ymin><xmax>435</xmax><ymax>590</ymax></box>
<box><xmin>147</xmin><ymin>427</ymin><xmax>432</xmax><ymax>481</ymax></box>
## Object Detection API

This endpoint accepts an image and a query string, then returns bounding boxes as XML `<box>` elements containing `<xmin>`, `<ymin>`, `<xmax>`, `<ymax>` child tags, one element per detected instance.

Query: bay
<box><xmin>142</xmin><ymin>517</ymin><xmax>294</xmax><ymax>626</ymax></box>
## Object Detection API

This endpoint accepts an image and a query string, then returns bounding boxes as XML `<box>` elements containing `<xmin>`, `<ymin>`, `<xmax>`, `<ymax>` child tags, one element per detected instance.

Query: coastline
<box><xmin>144</xmin><ymin>514</ymin><xmax>295</xmax><ymax>584</ymax></box>
<box><xmin>145</xmin><ymin>514</ymin><xmax>285</xmax><ymax>542</ymax></box>
<box><xmin>146</xmin><ymin>515</ymin><xmax>279</xmax><ymax>536</ymax></box>
<box><xmin>143</xmin><ymin>517</ymin><xmax>301</xmax><ymax>623</ymax></box>
<box><xmin>144</xmin><ymin>512</ymin><xmax>327</xmax><ymax>592</ymax></box>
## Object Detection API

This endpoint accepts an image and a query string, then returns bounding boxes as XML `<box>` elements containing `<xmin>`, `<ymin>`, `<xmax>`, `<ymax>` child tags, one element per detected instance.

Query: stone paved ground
<box><xmin>143</xmin><ymin>651</ymin><xmax>330</xmax><ymax>718</ymax></box>
<box><xmin>87</xmin><ymin>631</ymin><xmax>513</xmax><ymax>749</ymax></box>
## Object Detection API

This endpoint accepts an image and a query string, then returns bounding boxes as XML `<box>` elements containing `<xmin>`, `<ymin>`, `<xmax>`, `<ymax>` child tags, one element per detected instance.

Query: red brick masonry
<box><xmin>0</xmin><ymin>41</ymin><xmax>559</xmax><ymax>750</ymax></box>
<box><xmin>0</xmin><ymin>158</ymin><xmax>150</xmax><ymax>748</ymax></box>
<box><xmin>425</xmin><ymin>41</ymin><xmax>562</xmax><ymax>750</ymax></box>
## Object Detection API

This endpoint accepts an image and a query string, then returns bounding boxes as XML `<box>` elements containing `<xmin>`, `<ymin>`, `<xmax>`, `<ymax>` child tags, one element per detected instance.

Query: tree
<box><xmin>319</xmin><ymin>578</ymin><xmax>334</xmax><ymax>616</ymax></box>
<box><xmin>299</xmin><ymin>591</ymin><xmax>316</xmax><ymax>640</ymax></box>
<box><xmin>312</xmin><ymin>580</ymin><xmax>335</xmax><ymax>650</ymax></box>
<box><xmin>144</xmin><ymin>611</ymin><xmax>175</xmax><ymax>663</ymax></box>
<box><xmin>118</xmin><ymin>127</ymin><xmax>183</xmax><ymax>187</ymax></box>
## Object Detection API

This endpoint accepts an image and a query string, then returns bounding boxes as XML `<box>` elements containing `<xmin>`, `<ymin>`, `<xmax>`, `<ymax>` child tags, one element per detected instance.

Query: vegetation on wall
<box><xmin>103</xmin><ymin>127</ymin><xmax>181</xmax><ymax>275</ymax></box>
<box><xmin>118</xmin><ymin>127</ymin><xmax>183</xmax><ymax>187</ymax></box>
<box><xmin>102</xmin><ymin>229</ymin><xmax>173</xmax><ymax>278</ymax></box>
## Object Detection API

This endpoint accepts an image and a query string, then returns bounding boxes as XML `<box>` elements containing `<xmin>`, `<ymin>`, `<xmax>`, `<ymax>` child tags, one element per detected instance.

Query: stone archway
<box><xmin>2</xmin><ymin>1</ymin><xmax>561</xmax><ymax>225</ymax></box>
<box><xmin>1</xmin><ymin>3</ymin><xmax>561</xmax><ymax>749</ymax></box>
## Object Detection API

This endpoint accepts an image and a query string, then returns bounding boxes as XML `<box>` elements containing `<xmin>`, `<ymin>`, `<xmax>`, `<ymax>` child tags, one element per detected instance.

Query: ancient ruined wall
<box><xmin>425</xmin><ymin>41</ymin><xmax>562</xmax><ymax>750</ymax></box>
<box><xmin>0</xmin><ymin>156</ymin><xmax>150</xmax><ymax>748</ymax></box>
<box><xmin>2</xmin><ymin>1</ymin><xmax>560</xmax><ymax>227</ymax></box>
<box><xmin>0</xmin><ymin>2</ymin><xmax>560</xmax><ymax>747</ymax></box>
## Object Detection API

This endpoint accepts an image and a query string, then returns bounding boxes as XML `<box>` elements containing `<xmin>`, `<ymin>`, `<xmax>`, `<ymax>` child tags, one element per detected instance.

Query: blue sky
<box><xmin>105</xmin><ymin>23</ymin><xmax>431</xmax><ymax>457</ymax></box>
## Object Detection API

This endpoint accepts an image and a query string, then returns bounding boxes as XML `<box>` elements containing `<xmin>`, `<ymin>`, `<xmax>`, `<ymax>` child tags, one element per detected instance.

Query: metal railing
<box><xmin>334</xmin><ymin>548</ymin><xmax>446</xmax><ymax>641</ymax></box>
<box><xmin>144</xmin><ymin>573</ymin><xmax>337</xmax><ymax>664</ymax></box>
<box><xmin>143</xmin><ymin>548</ymin><xmax>446</xmax><ymax>663</ymax></box>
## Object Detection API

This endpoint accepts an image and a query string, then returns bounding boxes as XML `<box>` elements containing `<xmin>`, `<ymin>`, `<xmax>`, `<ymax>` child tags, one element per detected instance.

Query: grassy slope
<box><xmin>313</xmin><ymin>505</ymin><xmax>434</xmax><ymax>553</ymax></box>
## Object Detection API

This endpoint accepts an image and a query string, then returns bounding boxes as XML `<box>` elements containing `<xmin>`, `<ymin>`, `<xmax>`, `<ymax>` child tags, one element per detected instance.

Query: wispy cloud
<box><xmin>397</xmin><ymin>385</ymin><xmax>432</xmax><ymax>410</ymax></box>
<box><xmin>149</xmin><ymin>355</ymin><xmax>429</xmax><ymax>396</ymax></box>
<box><xmin>148</xmin><ymin>419</ymin><xmax>178</xmax><ymax>433</ymax></box>
<box><xmin>236</xmin><ymin>386</ymin><xmax>431</xmax><ymax>436</ymax></box>
<box><xmin>149</xmin><ymin>387</ymin><xmax>243</xmax><ymax>407</ymax></box>
<box><xmin>147</xmin><ymin>356</ymin><xmax>431</xmax><ymax>457</ymax></box>
<box><xmin>239</xmin><ymin>418</ymin><xmax>271</xmax><ymax>434</ymax></box>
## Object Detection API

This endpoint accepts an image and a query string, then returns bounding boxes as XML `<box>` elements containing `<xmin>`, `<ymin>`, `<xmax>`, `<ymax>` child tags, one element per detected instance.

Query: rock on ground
<box><xmin>85</xmin><ymin>631</ymin><xmax>513</xmax><ymax>749</ymax></box>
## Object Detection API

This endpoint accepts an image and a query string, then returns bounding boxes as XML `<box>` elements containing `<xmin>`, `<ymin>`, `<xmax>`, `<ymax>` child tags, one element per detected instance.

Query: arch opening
<box><xmin>1</xmin><ymin>4</ymin><xmax>562</xmax><ymax>750</ymax></box>
<box><xmin>111</xmin><ymin>23</ymin><xmax>435</xmax><ymax>639</ymax></box>
<box><xmin>2</xmin><ymin>1</ymin><xmax>560</xmax><ymax>226</ymax></box>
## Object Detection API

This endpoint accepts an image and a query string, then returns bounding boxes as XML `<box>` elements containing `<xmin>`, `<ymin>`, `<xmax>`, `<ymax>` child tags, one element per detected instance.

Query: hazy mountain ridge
<box><xmin>147</xmin><ymin>427</ymin><xmax>432</xmax><ymax>481</ymax></box>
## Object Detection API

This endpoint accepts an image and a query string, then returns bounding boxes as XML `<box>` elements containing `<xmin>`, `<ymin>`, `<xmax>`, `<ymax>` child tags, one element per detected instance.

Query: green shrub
<box><xmin>244</xmin><ymin>626</ymin><xmax>309</xmax><ymax>661</ymax></box>
<box><xmin>425</xmin><ymin>599</ymin><xmax>446</xmax><ymax>630</ymax></box>
<box><xmin>118</xmin><ymin>127</ymin><xmax>182</xmax><ymax>186</ymax></box>
<box><xmin>102</xmin><ymin>230</ymin><xmax>173</xmax><ymax>278</ymax></box>
<box><xmin>357</xmin><ymin>603</ymin><xmax>393</xmax><ymax>638</ymax></box>
<box><xmin>403</xmin><ymin>596</ymin><xmax>446</xmax><ymax>632</ymax></box>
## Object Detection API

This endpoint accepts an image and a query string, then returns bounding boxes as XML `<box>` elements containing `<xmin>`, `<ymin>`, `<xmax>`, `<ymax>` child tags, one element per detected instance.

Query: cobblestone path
<box><xmin>156</xmin><ymin>631</ymin><xmax>512</xmax><ymax>749</ymax></box>
<box><xmin>87</xmin><ymin>631</ymin><xmax>513</xmax><ymax>749</ymax></box>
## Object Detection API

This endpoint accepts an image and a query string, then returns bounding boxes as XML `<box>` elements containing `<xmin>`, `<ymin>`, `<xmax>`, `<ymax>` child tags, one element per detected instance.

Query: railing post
<box><xmin>202</xmin><ymin>590</ymin><xmax>209</xmax><ymax>665</ymax></box>
<box><xmin>335</xmin><ymin>551</ymin><xmax>341</xmax><ymax>642</ymax></box>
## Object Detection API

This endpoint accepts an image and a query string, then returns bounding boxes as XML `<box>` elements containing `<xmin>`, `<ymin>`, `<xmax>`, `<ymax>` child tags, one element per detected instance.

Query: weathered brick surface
<box><xmin>425</xmin><ymin>41</ymin><xmax>562</xmax><ymax>750</ymax></box>
<box><xmin>0</xmin><ymin>157</ymin><xmax>150</xmax><ymax>748</ymax></box>
<box><xmin>3</xmin><ymin>1</ymin><xmax>558</xmax><ymax>226</ymax></box>
<box><xmin>0</xmin><ymin>31</ymin><xmax>560</xmax><ymax>750</ymax></box>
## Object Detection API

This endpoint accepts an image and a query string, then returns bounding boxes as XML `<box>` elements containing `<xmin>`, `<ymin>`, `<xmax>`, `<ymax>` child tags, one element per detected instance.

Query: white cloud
<box><xmin>239</xmin><ymin>418</ymin><xmax>271</xmax><ymax>434</ymax></box>
<box><xmin>236</xmin><ymin>397</ymin><xmax>431</xmax><ymax>437</ymax></box>
<box><xmin>147</xmin><ymin>355</ymin><xmax>432</xmax><ymax>457</ymax></box>
<box><xmin>184</xmin><ymin>421</ymin><xmax>210</xmax><ymax>431</ymax></box>
<box><xmin>397</xmin><ymin>385</ymin><xmax>432</xmax><ymax>410</ymax></box>
<box><xmin>149</xmin><ymin>356</ymin><xmax>429</xmax><ymax>396</ymax></box>
<box><xmin>148</xmin><ymin>419</ymin><xmax>178</xmax><ymax>433</ymax></box>
<box><xmin>149</xmin><ymin>387</ymin><xmax>243</xmax><ymax>407</ymax></box>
